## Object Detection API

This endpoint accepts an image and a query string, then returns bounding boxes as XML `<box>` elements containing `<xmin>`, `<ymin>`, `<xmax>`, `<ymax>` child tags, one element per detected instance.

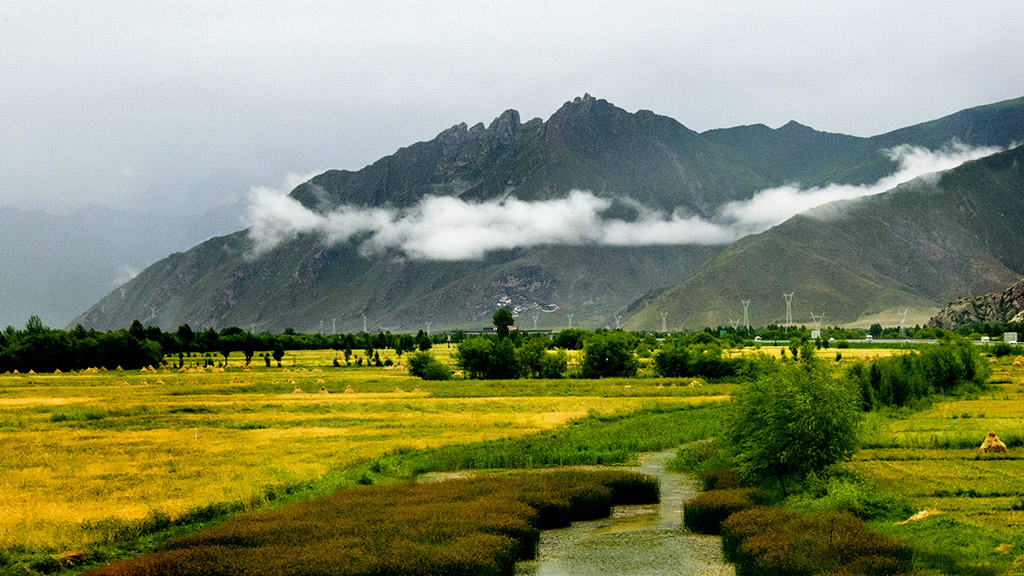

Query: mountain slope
<box><xmin>624</xmin><ymin>144</ymin><xmax>1024</xmax><ymax>330</ymax></box>
<box><xmin>74</xmin><ymin>95</ymin><xmax>1024</xmax><ymax>332</ymax></box>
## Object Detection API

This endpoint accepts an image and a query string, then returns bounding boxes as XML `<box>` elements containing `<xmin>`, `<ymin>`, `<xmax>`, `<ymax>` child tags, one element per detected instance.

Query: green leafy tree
<box><xmin>272</xmin><ymin>341</ymin><xmax>285</xmax><ymax>367</ymax></box>
<box><xmin>581</xmin><ymin>332</ymin><xmax>638</xmax><ymax>378</ymax></box>
<box><xmin>728</xmin><ymin>360</ymin><xmax>861</xmax><ymax>495</ymax></box>
<box><xmin>486</xmin><ymin>339</ymin><xmax>519</xmax><ymax>379</ymax></box>
<box><xmin>415</xmin><ymin>330</ymin><xmax>432</xmax><ymax>352</ymax></box>
<box><xmin>455</xmin><ymin>337</ymin><xmax>493</xmax><ymax>379</ymax></box>
<box><xmin>516</xmin><ymin>337</ymin><xmax>548</xmax><ymax>378</ymax></box>
<box><xmin>539</xmin><ymin>349</ymin><xmax>568</xmax><ymax>379</ymax></box>
<box><xmin>493</xmin><ymin>308</ymin><xmax>515</xmax><ymax>340</ymax></box>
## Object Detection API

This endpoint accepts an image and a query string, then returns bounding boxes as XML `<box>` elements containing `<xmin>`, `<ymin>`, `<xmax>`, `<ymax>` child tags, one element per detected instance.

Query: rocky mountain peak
<box><xmin>487</xmin><ymin>109</ymin><xmax>521</xmax><ymax>144</ymax></box>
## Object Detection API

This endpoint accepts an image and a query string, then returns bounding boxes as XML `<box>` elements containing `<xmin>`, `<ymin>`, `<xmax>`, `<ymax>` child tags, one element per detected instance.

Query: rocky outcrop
<box><xmin>929</xmin><ymin>278</ymin><xmax>1024</xmax><ymax>329</ymax></box>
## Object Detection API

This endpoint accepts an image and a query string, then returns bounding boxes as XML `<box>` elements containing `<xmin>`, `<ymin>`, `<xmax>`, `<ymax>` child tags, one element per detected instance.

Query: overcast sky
<box><xmin>2</xmin><ymin>1</ymin><xmax>1022</xmax><ymax>217</ymax></box>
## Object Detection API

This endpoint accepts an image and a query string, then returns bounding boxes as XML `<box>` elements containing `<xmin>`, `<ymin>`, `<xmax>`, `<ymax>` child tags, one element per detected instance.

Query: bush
<box><xmin>408</xmin><ymin>351</ymin><xmax>450</xmax><ymax>380</ymax></box>
<box><xmin>729</xmin><ymin>360</ymin><xmax>861</xmax><ymax>494</ymax></box>
<box><xmin>700</xmin><ymin>469</ymin><xmax>742</xmax><ymax>491</ymax></box>
<box><xmin>683</xmin><ymin>488</ymin><xmax>766</xmax><ymax>534</ymax></box>
<box><xmin>721</xmin><ymin>507</ymin><xmax>913</xmax><ymax>576</ymax></box>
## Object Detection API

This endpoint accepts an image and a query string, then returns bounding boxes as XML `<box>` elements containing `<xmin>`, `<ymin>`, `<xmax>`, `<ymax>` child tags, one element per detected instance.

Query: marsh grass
<box><xmin>86</xmin><ymin>470</ymin><xmax>658</xmax><ymax>576</ymax></box>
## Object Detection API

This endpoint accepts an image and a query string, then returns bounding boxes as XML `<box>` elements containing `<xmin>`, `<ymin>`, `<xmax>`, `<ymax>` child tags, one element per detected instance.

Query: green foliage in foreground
<box><xmin>88</xmin><ymin>471</ymin><xmax>658</xmax><ymax>576</ymax></box>
<box><xmin>728</xmin><ymin>359</ymin><xmax>861</xmax><ymax>494</ymax></box>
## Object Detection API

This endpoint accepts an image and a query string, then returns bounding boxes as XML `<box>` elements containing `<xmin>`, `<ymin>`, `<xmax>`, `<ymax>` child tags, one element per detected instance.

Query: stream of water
<box><xmin>512</xmin><ymin>450</ymin><xmax>733</xmax><ymax>576</ymax></box>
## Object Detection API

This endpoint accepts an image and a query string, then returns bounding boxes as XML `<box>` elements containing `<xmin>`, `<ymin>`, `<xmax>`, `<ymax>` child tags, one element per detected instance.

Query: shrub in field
<box><xmin>88</xmin><ymin>470</ymin><xmax>658</xmax><ymax>576</ymax></box>
<box><xmin>408</xmin><ymin>351</ymin><xmax>450</xmax><ymax>380</ymax></box>
<box><xmin>682</xmin><ymin>488</ymin><xmax>766</xmax><ymax>534</ymax></box>
<box><xmin>728</xmin><ymin>360</ymin><xmax>861</xmax><ymax>495</ymax></box>
<box><xmin>721</xmin><ymin>507</ymin><xmax>912</xmax><ymax>576</ymax></box>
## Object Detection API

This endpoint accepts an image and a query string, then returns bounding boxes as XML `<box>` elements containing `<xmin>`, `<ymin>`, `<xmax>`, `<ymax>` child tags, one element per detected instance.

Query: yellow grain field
<box><xmin>0</xmin><ymin>363</ymin><xmax>713</xmax><ymax>551</ymax></box>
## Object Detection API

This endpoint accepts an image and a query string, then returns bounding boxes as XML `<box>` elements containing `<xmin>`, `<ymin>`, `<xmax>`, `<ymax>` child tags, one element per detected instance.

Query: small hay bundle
<box><xmin>292</xmin><ymin>386</ymin><xmax>303</xmax><ymax>394</ymax></box>
<box><xmin>895</xmin><ymin>509</ymin><xmax>941</xmax><ymax>526</ymax></box>
<box><xmin>980</xmin><ymin>432</ymin><xmax>1008</xmax><ymax>454</ymax></box>
<box><xmin>394</xmin><ymin>387</ymin><xmax>405</xmax><ymax>393</ymax></box>
<box><xmin>344</xmin><ymin>385</ymin><xmax>355</xmax><ymax>394</ymax></box>
<box><xmin>318</xmin><ymin>386</ymin><xmax>329</xmax><ymax>394</ymax></box>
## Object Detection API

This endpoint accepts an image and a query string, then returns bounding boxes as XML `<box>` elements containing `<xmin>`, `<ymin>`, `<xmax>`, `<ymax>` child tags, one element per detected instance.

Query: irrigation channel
<box><xmin>425</xmin><ymin>448</ymin><xmax>732</xmax><ymax>576</ymax></box>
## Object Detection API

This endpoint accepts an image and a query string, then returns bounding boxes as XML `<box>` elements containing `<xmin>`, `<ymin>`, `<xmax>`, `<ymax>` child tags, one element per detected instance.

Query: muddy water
<box><xmin>512</xmin><ymin>450</ymin><xmax>733</xmax><ymax>576</ymax></box>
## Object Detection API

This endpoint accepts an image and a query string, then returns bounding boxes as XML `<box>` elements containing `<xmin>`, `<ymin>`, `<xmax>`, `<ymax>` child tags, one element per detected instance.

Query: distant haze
<box><xmin>247</xmin><ymin>143</ymin><xmax>1004</xmax><ymax>259</ymax></box>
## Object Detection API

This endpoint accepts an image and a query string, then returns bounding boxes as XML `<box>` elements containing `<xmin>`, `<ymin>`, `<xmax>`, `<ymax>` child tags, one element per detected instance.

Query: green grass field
<box><xmin>845</xmin><ymin>360</ymin><xmax>1024</xmax><ymax>575</ymax></box>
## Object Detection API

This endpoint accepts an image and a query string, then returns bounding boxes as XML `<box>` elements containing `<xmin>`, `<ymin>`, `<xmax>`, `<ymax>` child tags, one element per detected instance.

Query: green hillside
<box><xmin>624</xmin><ymin>144</ymin><xmax>1024</xmax><ymax>330</ymax></box>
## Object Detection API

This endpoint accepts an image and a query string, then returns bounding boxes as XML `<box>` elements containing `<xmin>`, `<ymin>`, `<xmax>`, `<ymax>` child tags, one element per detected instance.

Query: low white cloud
<box><xmin>246</xmin><ymin>143</ymin><xmax>1003</xmax><ymax>260</ymax></box>
<box><xmin>112</xmin><ymin>264</ymin><xmax>142</xmax><ymax>286</ymax></box>
<box><xmin>718</xmin><ymin>141</ymin><xmax>1003</xmax><ymax>231</ymax></box>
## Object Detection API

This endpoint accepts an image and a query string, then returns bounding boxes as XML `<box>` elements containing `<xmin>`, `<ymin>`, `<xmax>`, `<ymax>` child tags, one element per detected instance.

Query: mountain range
<box><xmin>73</xmin><ymin>95</ymin><xmax>1024</xmax><ymax>333</ymax></box>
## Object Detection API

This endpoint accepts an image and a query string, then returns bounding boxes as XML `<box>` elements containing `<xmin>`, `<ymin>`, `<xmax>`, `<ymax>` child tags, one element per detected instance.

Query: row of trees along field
<box><xmin>2</xmin><ymin>309</ymin><xmax>1016</xmax><ymax>375</ymax></box>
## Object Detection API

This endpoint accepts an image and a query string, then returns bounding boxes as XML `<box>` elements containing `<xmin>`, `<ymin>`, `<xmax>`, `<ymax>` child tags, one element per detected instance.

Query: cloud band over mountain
<box><xmin>246</xmin><ymin>142</ymin><xmax>1002</xmax><ymax>260</ymax></box>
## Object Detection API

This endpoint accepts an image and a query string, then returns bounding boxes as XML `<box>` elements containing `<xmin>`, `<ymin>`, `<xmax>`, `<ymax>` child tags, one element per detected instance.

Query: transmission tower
<box><xmin>426</xmin><ymin>322</ymin><xmax>432</xmax><ymax>335</ymax></box>
<box><xmin>660</xmin><ymin>311</ymin><xmax>668</xmax><ymax>333</ymax></box>
<box><xmin>532</xmin><ymin>314</ymin><xmax>539</xmax><ymax>330</ymax></box>
<box><xmin>614</xmin><ymin>314</ymin><xmax>623</xmax><ymax>330</ymax></box>
<box><xmin>896</xmin><ymin>309</ymin><xmax>909</xmax><ymax>337</ymax></box>
<box><xmin>784</xmin><ymin>292</ymin><xmax>794</xmax><ymax>327</ymax></box>
<box><xmin>741</xmin><ymin>299</ymin><xmax>751</xmax><ymax>330</ymax></box>
<box><xmin>729</xmin><ymin>318</ymin><xmax>740</xmax><ymax>330</ymax></box>
<box><xmin>567</xmin><ymin>313</ymin><xmax>574</xmax><ymax>329</ymax></box>
<box><xmin>332</xmin><ymin>318</ymin><xmax>337</xmax><ymax>335</ymax></box>
<box><xmin>362</xmin><ymin>315</ymin><xmax>367</xmax><ymax>333</ymax></box>
<box><xmin>810</xmin><ymin>312</ymin><xmax>825</xmax><ymax>331</ymax></box>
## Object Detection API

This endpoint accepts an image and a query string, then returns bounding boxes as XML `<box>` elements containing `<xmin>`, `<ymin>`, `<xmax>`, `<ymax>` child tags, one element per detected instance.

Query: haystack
<box><xmin>394</xmin><ymin>387</ymin><xmax>405</xmax><ymax>393</ymax></box>
<box><xmin>895</xmin><ymin>509</ymin><xmax>940</xmax><ymax>525</ymax></box>
<box><xmin>54</xmin><ymin>368</ymin><xmax>61</xmax><ymax>374</ymax></box>
<box><xmin>319</xmin><ymin>386</ymin><xmax>329</xmax><ymax>394</ymax></box>
<box><xmin>292</xmin><ymin>386</ymin><xmax>303</xmax><ymax>394</ymax></box>
<box><xmin>980</xmin><ymin>432</ymin><xmax>1008</xmax><ymax>454</ymax></box>
<box><xmin>344</xmin><ymin>385</ymin><xmax>355</xmax><ymax>394</ymax></box>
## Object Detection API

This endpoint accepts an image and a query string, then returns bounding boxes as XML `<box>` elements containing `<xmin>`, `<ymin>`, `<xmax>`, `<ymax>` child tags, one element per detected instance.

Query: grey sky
<box><xmin>2</xmin><ymin>1</ymin><xmax>1022</xmax><ymax>216</ymax></box>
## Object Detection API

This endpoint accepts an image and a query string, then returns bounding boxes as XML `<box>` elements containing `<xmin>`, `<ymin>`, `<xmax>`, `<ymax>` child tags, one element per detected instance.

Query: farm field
<box><xmin>0</xmin><ymin>351</ymin><xmax>731</xmax><ymax>558</ymax></box>
<box><xmin>847</xmin><ymin>360</ymin><xmax>1024</xmax><ymax>574</ymax></box>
